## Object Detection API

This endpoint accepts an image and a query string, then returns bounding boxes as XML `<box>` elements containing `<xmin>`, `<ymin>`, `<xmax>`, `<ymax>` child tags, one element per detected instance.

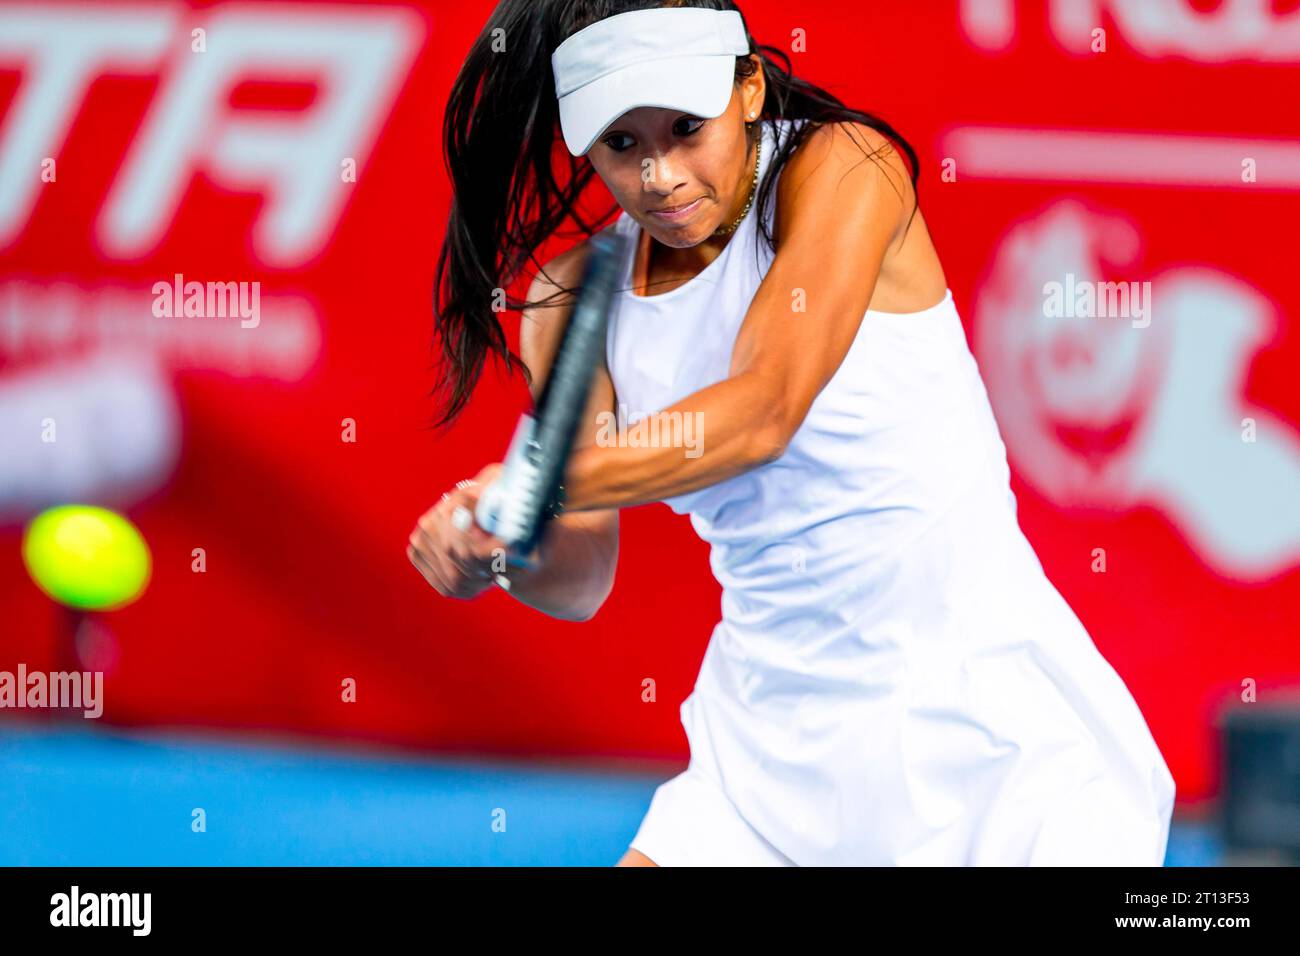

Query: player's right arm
<box><xmin>497</xmin><ymin>241</ymin><xmax>620</xmax><ymax>620</ymax></box>
<box><xmin>408</xmin><ymin>240</ymin><xmax>620</xmax><ymax>622</ymax></box>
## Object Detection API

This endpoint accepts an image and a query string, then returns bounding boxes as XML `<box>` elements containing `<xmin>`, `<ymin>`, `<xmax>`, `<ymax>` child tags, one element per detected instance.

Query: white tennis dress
<box><xmin>607</xmin><ymin>118</ymin><xmax>1176</xmax><ymax>866</ymax></box>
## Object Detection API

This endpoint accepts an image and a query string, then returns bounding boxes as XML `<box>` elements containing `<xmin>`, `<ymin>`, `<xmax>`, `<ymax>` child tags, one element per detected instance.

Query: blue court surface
<box><xmin>0</xmin><ymin>724</ymin><xmax>1220</xmax><ymax>866</ymax></box>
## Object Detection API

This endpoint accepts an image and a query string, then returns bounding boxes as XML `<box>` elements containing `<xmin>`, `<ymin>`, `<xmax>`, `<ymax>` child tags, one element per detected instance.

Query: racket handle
<box><xmin>475</xmin><ymin>414</ymin><xmax>545</xmax><ymax>549</ymax></box>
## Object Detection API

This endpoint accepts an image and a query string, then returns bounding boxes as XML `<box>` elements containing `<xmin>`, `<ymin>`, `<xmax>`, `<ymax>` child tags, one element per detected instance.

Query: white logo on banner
<box><xmin>960</xmin><ymin>0</ymin><xmax>1300</xmax><ymax>61</ymax></box>
<box><xmin>974</xmin><ymin>199</ymin><xmax>1300</xmax><ymax>581</ymax></box>
<box><xmin>0</xmin><ymin>3</ymin><xmax>424</xmax><ymax>266</ymax></box>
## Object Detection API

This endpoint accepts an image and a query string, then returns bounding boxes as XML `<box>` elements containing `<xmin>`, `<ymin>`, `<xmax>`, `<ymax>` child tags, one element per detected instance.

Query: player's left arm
<box><xmin>726</xmin><ymin>121</ymin><xmax>911</xmax><ymax>445</ymax></box>
<box><xmin>561</xmin><ymin>122</ymin><xmax>910</xmax><ymax>511</ymax></box>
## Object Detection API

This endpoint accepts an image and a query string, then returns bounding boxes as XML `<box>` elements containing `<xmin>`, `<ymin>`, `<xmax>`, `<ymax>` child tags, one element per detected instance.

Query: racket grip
<box><xmin>474</xmin><ymin>414</ymin><xmax>545</xmax><ymax>549</ymax></box>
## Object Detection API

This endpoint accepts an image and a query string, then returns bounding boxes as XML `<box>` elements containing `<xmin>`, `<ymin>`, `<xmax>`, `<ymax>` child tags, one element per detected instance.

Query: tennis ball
<box><xmin>21</xmin><ymin>505</ymin><xmax>151</xmax><ymax>611</ymax></box>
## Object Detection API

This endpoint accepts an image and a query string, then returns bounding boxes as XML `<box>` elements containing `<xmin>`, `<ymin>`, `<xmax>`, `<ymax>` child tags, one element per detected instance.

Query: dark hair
<box><xmin>431</xmin><ymin>0</ymin><xmax>920</xmax><ymax>428</ymax></box>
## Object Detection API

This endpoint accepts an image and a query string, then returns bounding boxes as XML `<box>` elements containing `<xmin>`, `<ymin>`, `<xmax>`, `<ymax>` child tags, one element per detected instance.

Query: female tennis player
<box><xmin>407</xmin><ymin>0</ymin><xmax>1176</xmax><ymax>866</ymax></box>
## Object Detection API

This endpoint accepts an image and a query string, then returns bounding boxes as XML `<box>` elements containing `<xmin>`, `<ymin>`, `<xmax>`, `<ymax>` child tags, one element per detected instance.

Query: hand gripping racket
<box><xmin>474</xmin><ymin>229</ymin><xmax>629</xmax><ymax>565</ymax></box>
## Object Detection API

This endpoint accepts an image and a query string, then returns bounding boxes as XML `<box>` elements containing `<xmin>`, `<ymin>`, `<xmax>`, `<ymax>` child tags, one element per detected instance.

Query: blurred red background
<box><xmin>1</xmin><ymin>0</ymin><xmax>1297</xmax><ymax>809</ymax></box>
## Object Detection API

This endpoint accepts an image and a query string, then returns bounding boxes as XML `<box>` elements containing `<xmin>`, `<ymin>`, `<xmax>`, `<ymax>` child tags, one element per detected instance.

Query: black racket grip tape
<box><xmin>516</xmin><ymin>229</ymin><xmax>630</xmax><ymax>553</ymax></box>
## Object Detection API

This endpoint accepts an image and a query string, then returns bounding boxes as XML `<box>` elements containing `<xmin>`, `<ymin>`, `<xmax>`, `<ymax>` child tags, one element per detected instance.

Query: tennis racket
<box><xmin>474</xmin><ymin>229</ymin><xmax>629</xmax><ymax>564</ymax></box>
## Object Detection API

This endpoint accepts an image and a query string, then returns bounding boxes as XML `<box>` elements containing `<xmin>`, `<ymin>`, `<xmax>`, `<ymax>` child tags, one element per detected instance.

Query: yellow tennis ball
<box><xmin>21</xmin><ymin>505</ymin><xmax>151</xmax><ymax>611</ymax></box>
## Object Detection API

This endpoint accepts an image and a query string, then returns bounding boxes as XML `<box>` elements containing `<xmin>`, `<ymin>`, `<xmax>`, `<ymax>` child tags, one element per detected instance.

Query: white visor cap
<box><xmin>552</xmin><ymin>8</ymin><xmax>751</xmax><ymax>156</ymax></box>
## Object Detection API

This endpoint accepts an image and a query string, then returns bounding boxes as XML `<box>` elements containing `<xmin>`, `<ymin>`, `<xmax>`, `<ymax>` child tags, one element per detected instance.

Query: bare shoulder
<box><xmin>520</xmin><ymin>239</ymin><xmax>594</xmax><ymax>365</ymax></box>
<box><xmin>777</xmin><ymin>120</ymin><xmax>914</xmax><ymax>235</ymax></box>
<box><xmin>784</xmin><ymin>121</ymin><xmax>913</xmax><ymax>192</ymax></box>
<box><xmin>524</xmin><ymin>240</ymin><xmax>592</xmax><ymax>316</ymax></box>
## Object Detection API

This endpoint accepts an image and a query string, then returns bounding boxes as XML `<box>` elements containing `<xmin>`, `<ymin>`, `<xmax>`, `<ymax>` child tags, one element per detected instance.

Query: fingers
<box><xmin>407</xmin><ymin>466</ymin><xmax>528</xmax><ymax>600</ymax></box>
<box><xmin>406</xmin><ymin>542</ymin><xmax>451</xmax><ymax>595</ymax></box>
<box><xmin>450</xmin><ymin>505</ymin><xmax>473</xmax><ymax>533</ymax></box>
<box><xmin>408</xmin><ymin>535</ymin><xmax>492</xmax><ymax>599</ymax></box>
<box><xmin>432</xmin><ymin>486</ymin><xmax>514</xmax><ymax>564</ymax></box>
<box><xmin>408</xmin><ymin>517</ymin><xmax>464</xmax><ymax>595</ymax></box>
<box><xmin>410</xmin><ymin>523</ymin><xmax>479</xmax><ymax>596</ymax></box>
<box><xmin>409</xmin><ymin>490</ymin><xmax>497</xmax><ymax>599</ymax></box>
<box><xmin>417</xmin><ymin>501</ymin><xmax>493</xmax><ymax>579</ymax></box>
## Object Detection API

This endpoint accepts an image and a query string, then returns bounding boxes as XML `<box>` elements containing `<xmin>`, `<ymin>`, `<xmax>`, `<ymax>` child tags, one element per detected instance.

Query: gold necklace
<box><xmin>712</xmin><ymin>131</ymin><xmax>762</xmax><ymax>237</ymax></box>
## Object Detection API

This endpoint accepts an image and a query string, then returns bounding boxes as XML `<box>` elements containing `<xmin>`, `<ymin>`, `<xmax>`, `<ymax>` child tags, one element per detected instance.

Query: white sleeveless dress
<box><xmin>608</xmin><ymin>118</ymin><xmax>1176</xmax><ymax>866</ymax></box>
